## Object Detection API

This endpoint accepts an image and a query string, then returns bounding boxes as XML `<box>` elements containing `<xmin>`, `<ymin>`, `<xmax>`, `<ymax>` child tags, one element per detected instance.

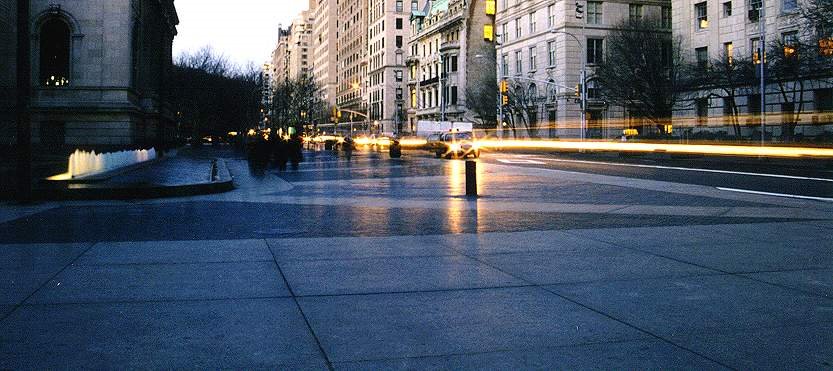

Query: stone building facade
<box><xmin>336</xmin><ymin>0</ymin><xmax>369</xmax><ymax>118</ymax></box>
<box><xmin>673</xmin><ymin>0</ymin><xmax>833</xmax><ymax>138</ymax></box>
<box><xmin>312</xmin><ymin>0</ymin><xmax>339</xmax><ymax>108</ymax></box>
<box><xmin>406</xmin><ymin>0</ymin><xmax>497</xmax><ymax>130</ymax></box>
<box><xmin>367</xmin><ymin>0</ymin><xmax>416</xmax><ymax>134</ymax></box>
<box><xmin>0</xmin><ymin>0</ymin><xmax>178</xmax><ymax>148</ymax></box>
<box><xmin>495</xmin><ymin>0</ymin><xmax>670</xmax><ymax>138</ymax></box>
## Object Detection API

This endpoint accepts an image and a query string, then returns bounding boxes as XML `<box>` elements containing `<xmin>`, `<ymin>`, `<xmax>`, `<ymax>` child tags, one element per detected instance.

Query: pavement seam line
<box><xmin>265</xmin><ymin>239</ymin><xmax>335</xmax><ymax>371</ymax></box>
<box><xmin>0</xmin><ymin>241</ymin><xmax>99</xmax><ymax>324</ymax></box>
<box><xmin>560</xmin><ymin>229</ymin><xmax>833</xmax><ymax>301</ymax></box>
<box><xmin>331</xmin><ymin>337</ymin><xmax>689</xmax><ymax>366</ymax></box>
<box><xmin>444</xmin><ymin>245</ymin><xmax>740</xmax><ymax>371</ymax></box>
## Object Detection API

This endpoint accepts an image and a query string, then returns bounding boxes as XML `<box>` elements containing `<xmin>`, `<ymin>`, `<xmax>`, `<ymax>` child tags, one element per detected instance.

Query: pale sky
<box><xmin>172</xmin><ymin>0</ymin><xmax>308</xmax><ymax>68</ymax></box>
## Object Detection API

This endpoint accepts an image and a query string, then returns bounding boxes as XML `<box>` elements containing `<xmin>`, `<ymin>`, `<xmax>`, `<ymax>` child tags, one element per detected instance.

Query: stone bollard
<box><xmin>465</xmin><ymin>160</ymin><xmax>477</xmax><ymax>197</ymax></box>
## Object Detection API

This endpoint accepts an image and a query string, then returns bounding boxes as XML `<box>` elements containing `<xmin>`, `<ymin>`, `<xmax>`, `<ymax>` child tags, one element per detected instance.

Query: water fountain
<box><xmin>48</xmin><ymin>148</ymin><xmax>157</xmax><ymax>180</ymax></box>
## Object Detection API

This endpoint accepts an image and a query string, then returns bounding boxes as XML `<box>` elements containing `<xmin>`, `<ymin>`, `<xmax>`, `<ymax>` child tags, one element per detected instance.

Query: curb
<box><xmin>34</xmin><ymin>159</ymin><xmax>235</xmax><ymax>201</ymax></box>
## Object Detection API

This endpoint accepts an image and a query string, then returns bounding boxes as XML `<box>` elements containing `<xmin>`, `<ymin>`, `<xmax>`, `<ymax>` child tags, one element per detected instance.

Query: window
<box><xmin>783</xmin><ymin>31</ymin><xmax>798</xmax><ymax>58</ymax></box>
<box><xmin>587</xmin><ymin>79</ymin><xmax>600</xmax><ymax>99</ymax></box>
<box><xmin>450</xmin><ymin>86</ymin><xmax>458</xmax><ymax>105</ymax></box>
<box><xmin>515</xmin><ymin>50</ymin><xmax>523</xmax><ymax>74</ymax></box>
<box><xmin>529</xmin><ymin>11</ymin><xmax>536</xmax><ymax>33</ymax></box>
<box><xmin>629</xmin><ymin>4</ymin><xmax>643</xmax><ymax>24</ymax></box>
<box><xmin>587</xmin><ymin>2</ymin><xmax>602</xmax><ymax>24</ymax></box>
<box><xmin>748</xmin><ymin>94</ymin><xmax>762</xmax><ymax>118</ymax></box>
<box><xmin>501</xmin><ymin>23</ymin><xmax>508</xmax><ymax>43</ymax></box>
<box><xmin>751</xmin><ymin>38</ymin><xmax>763</xmax><ymax>64</ymax></box>
<box><xmin>40</xmin><ymin>18</ymin><xmax>71</xmax><ymax>87</ymax></box>
<box><xmin>501</xmin><ymin>54</ymin><xmax>509</xmax><ymax>76</ymax></box>
<box><xmin>783</xmin><ymin>0</ymin><xmax>797</xmax><ymax>11</ymax></box>
<box><xmin>587</xmin><ymin>38</ymin><xmax>604</xmax><ymax>64</ymax></box>
<box><xmin>396</xmin><ymin>36</ymin><xmax>403</xmax><ymax>48</ymax></box>
<box><xmin>723</xmin><ymin>1</ymin><xmax>732</xmax><ymax>16</ymax></box>
<box><xmin>696</xmin><ymin>47</ymin><xmax>709</xmax><ymax>68</ymax></box>
<box><xmin>815</xmin><ymin>88</ymin><xmax>833</xmax><ymax>112</ymax></box>
<box><xmin>395</xmin><ymin>70</ymin><xmax>403</xmax><ymax>81</ymax></box>
<box><xmin>749</xmin><ymin>0</ymin><xmax>762</xmax><ymax>21</ymax></box>
<box><xmin>724</xmin><ymin>42</ymin><xmax>734</xmax><ymax>64</ymax></box>
<box><xmin>695</xmin><ymin>2</ymin><xmax>708</xmax><ymax>30</ymax></box>
<box><xmin>411</xmin><ymin>88</ymin><xmax>417</xmax><ymax>107</ymax></box>
<box><xmin>529</xmin><ymin>46</ymin><xmax>537</xmax><ymax>70</ymax></box>
<box><xmin>411</xmin><ymin>0</ymin><xmax>418</xmax><ymax>11</ymax></box>
<box><xmin>515</xmin><ymin>17</ymin><xmax>523</xmax><ymax>38</ymax></box>
<box><xmin>696</xmin><ymin>98</ymin><xmax>709</xmax><ymax>125</ymax></box>
<box><xmin>548</xmin><ymin>41</ymin><xmax>557</xmax><ymax>66</ymax></box>
<box><xmin>662</xmin><ymin>6</ymin><xmax>672</xmax><ymax>28</ymax></box>
<box><xmin>527</xmin><ymin>83</ymin><xmax>538</xmax><ymax>100</ymax></box>
<box><xmin>396</xmin><ymin>0</ymin><xmax>403</xmax><ymax>12</ymax></box>
<box><xmin>547</xmin><ymin>5</ymin><xmax>555</xmax><ymax>27</ymax></box>
<box><xmin>396</xmin><ymin>87</ymin><xmax>403</xmax><ymax>100</ymax></box>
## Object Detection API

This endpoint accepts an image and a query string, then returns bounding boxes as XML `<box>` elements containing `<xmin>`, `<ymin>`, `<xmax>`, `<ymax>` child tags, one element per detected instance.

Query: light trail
<box><xmin>524</xmin><ymin>157</ymin><xmax>833</xmax><ymax>182</ymax></box>
<box><xmin>476</xmin><ymin>139</ymin><xmax>833</xmax><ymax>159</ymax></box>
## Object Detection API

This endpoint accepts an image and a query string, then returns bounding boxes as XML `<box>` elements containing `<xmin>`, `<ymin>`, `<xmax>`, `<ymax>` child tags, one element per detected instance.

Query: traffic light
<box><xmin>574</xmin><ymin>84</ymin><xmax>581</xmax><ymax>97</ymax></box>
<box><xmin>502</xmin><ymin>95</ymin><xmax>509</xmax><ymax>106</ymax></box>
<box><xmin>499</xmin><ymin>80</ymin><xmax>508</xmax><ymax>93</ymax></box>
<box><xmin>575</xmin><ymin>1</ymin><xmax>584</xmax><ymax>19</ymax></box>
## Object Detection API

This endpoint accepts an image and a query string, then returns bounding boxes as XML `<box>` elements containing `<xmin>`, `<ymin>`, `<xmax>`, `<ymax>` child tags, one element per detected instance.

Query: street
<box><xmin>1</xmin><ymin>147</ymin><xmax>832</xmax><ymax>369</ymax></box>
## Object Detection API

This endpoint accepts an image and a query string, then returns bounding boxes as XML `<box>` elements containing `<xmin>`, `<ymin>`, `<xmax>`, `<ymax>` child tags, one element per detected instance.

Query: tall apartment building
<box><xmin>495</xmin><ymin>0</ymin><xmax>671</xmax><ymax>138</ymax></box>
<box><xmin>271</xmin><ymin>6</ymin><xmax>315</xmax><ymax>85</ymax></box>
<box><xmin>673</xmin><ymin>0</ymin><xmax>833</xmax><ymax>137</ymax></box>
<box><xmin>336</xmin><ymin>0</ymin><xmax>369</xmax><ymax>119</ymax></box>
<box><xmin>287</xmin><ymin>9</ymin><xmax>315</xmax><ymax>81</ymax></box>
<box><xmin>406</xmin><ymin>0</ymin><xmax>497</xmax><ymax>130</ymax></box>
<box><xmin>271</xmin><ymin>26</ymin><xmax>292</xmax><ymax>84</ymax></box>
<box><xmin>367</xmin><ymin>0</ymin><xmax>415</xmax><ymax>134</ymax></box>
<box><xmin>312</xmin><ymin>0</ymin><xmax>339</xmax><ymax>108</ymax></box>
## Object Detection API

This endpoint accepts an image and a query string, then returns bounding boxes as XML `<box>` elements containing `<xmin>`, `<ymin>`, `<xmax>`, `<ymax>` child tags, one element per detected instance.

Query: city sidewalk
<box><xmin>0</xmin><ymin>149</ymin><xmax>831</xmax><ymax>369</ymax></box>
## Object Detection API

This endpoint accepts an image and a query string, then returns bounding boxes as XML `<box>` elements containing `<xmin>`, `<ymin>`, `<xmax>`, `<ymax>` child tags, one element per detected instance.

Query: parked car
<box><xmin>436</xmin><ymin>131</ymin><xmax>479</xmax><ymax>159</ymax></box>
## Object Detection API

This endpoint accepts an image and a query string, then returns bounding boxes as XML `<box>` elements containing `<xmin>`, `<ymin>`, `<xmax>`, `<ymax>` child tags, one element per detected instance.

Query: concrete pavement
<box><xmin>0</xmin><ymin>148</ymin><xmax>831</xmax><ymax>369</ymax></box>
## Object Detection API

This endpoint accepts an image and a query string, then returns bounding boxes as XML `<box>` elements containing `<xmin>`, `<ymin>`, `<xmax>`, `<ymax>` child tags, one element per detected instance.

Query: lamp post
<box><xmin>758</xmin><ymin>0</ymin><xmax>766</xmax><ymax>146</ymax></box>
<box><xmin>550</xmin><ymin>29</ymin><xmax>587</xmax><ymax>141</ymax></box>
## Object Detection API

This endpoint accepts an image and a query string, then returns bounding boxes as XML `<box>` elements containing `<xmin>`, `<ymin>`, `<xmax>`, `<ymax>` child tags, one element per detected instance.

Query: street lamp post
<box><xmin>549</xmin><ymin>29</ymin><xmax>587</xmax><ymax>141</ymax></box>
<box><xmin>759</xmin><ymin>0</ymin><xmax>767</xmax><ymax>146</ymax></box>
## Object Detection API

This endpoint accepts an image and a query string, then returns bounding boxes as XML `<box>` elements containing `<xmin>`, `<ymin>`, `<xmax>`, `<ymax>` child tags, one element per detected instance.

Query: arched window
<box><xmin>39</xmin><ymin>18</ymin><xmax>71</xmax><ymax>87</ymax></box>
<box><xmin>527</xmin><ymin>83</ymin><xmax>538</xmax><ymax>105</ymax></box>
<box><xmin>548</xmin><ymin>79</ymin><xmax>557</xmax><ymax>101</ymax></box>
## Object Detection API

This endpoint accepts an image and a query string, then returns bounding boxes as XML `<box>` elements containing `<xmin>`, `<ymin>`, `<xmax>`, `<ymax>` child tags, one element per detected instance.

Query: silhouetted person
<box><xmin>289</xmin><ymin>134</ymin><xmax>303</xmax><ymax>170</ymax></box>
<box><xmin>275</xmin><ymin>138</ymin><xmax>289</xmax><ymax>171</ymax></box>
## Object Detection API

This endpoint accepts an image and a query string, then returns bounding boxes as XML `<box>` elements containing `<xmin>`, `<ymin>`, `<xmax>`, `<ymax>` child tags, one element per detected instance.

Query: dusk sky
<box><xmin>172</xmin><ymin>0</ymin><xmax>308</xmax><ymax>68</ymax></box>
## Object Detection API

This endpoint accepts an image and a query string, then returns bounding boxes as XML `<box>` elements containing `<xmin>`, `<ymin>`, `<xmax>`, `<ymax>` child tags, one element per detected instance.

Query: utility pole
<box><xmin>759</xmin><ymin>0</ymin><xmax>767</xmax><ymax>146</ymax></box>
<box><xmin>16</xmin><ymin>0</ymin><xmax>32</xmax><ymax>202</ymax></box>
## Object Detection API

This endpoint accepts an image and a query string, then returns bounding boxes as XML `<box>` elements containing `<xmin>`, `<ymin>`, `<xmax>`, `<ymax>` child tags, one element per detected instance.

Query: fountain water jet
<box><xmin>48</xmin><ymin>148</ymin><xmax>157</xmax><ymax>180</ymax></box>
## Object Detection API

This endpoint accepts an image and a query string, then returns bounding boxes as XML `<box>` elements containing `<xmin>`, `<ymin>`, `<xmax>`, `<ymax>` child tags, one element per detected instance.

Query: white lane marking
<box><xmin>716</xmin><ymin>187</ymin><xmax>833</xmax><ymax>202</ymax></box>
<box><xmin>526</xmin><ymin>157</ymin><xmax>833</xmax><ymax>183</ymax></box>
<box><xmin>497</xmin><ymin>159</ymin><xmax>547</xmax><ymax>165</ymax></box>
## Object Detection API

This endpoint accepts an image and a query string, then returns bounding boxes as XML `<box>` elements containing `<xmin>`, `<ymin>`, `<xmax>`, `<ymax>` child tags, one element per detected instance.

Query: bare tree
<box><xmin>699</xmin><ymin>53</ymin><xmax>757</xmax><ymax>138</ymax></box>
<box><xmin>594</xmin><ymin>18</ymin><xmax>686</xmax><ymax>136</ymax></box>
<box><xmin>766</xmin><ymin>37</ymin><xmax>832</xmax><ymax>141</ymax></box>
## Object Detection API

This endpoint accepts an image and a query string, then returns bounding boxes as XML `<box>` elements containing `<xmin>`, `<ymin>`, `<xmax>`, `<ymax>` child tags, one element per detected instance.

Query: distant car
<box><xmin>436</xmin><ymin>131</ymin><xmax>479</xmax><ymax>159</ymax></box>
<box><xmin>425</xmin><ymin>132</ymin><xmax>445</xmax><ymax>152</ymax></box>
